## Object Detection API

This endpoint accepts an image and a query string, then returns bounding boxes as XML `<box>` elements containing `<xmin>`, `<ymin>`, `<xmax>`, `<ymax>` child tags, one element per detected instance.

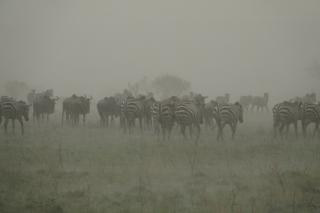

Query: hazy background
<box><xmin>0</xmin><ymin>0</ymin><xmax>319</xmax><ymax>102</ymax></box>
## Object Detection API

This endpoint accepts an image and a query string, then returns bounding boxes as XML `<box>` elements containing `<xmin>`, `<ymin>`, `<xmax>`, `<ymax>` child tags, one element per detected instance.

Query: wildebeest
<box><xmin>291</xmin><ymin>93</ymin><xmax>317</xmax><ymax>104</ymax></box>
<box><xmin>62</xmin><ymin>95</ymin><xmax>92</xmax><ymax>126</ymax></box>
<box><xmin>97</xmin><ymin>96</ymin><xmax>119</xmax><ymax>127</ymax></box>
<box><xmin>33</xmin><ymin>95</ymin><xmax>59</xmax><ymax>122</ymax></box>
<box><xmin>216</xmin><ymin>93</ymin><xmax>230</xmax><ymax>104</ymax></box>
<box><xmin>239</xmin><ymin>95</ymin><xmax>253</xmax><ymax>112</ymax></box>
<box><xmin>251</xmin><ymin>93</ymin><xmax>269</xmax><ymax>112</ymax></box>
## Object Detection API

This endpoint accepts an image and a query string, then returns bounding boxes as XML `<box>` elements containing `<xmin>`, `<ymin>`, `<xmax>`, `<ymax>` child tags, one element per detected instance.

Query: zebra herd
<box><xmin>0</xmin><ymin>90</ymin><xmax>319</xmax><ymax>140</ymax></box>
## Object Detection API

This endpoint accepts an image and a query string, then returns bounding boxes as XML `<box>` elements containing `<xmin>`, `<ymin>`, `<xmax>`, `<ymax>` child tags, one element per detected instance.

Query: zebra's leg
<box><xmin>12</xmin><ymin>119</ymin><xmax>15</xmax><ymax>134</ymax></box>
<box><xmin>231</xmin><ymin>122</ymin><xmax>238</xmax><ymax>140</ymax></box>
<box><xmin>302</xmin><ymin>120</ymin><xmax>307</xmax><ymax>138</ymax></box>
<box><xmin>313</xmin><ymin>122</ymin><xmax>319</xmax><ymax>138</ymax></box>
<box><xmin>279</xmin><ymin>123</ymin><xmax>285</xmax><ymax>140</ymax></box>
<box><xmin>4</xmin><ymin>119</ymin><xmax>9</xmax><ymax>134</ymax></box>
<box><xmin>294</xmin><ymin>121</ymin><xmax>298</xmax><ymax>139</ymax></box>
<box><xmin>273</xmin><ymin>120</ymin><xmax>279</xmax><ymax>138</ymax></box>
<box><xmin>180</xmin><ymin>125</ymin><xmax>186</xmax><ymax>140</ymax></box>
<box><xmin>18</xmin><ymin>118</ymin><xmax>24</xmax><ymax>135</ymax></box>
<box><xmin>285</xmin><ymin>123</ymin><xmax>290</xmax><ymax>139</ymax></box>
<box><xmin>195</xmin><ymin>124</ymin><xmax>200</xmax><ymax>142</ymax></box>
<box><xmin>83</xmin><ymin>114</ymin><xmax>86</xmax><ymax>125</ymax></box>
<box><xmin>139</xmin><ymin>117</ymin><xmax>143</xmax><ymax>133</ymax></box>
<box><xmin>189</xmin><ymin>125</ymin><xmax>193</xmax><ymax>139</ymax></box>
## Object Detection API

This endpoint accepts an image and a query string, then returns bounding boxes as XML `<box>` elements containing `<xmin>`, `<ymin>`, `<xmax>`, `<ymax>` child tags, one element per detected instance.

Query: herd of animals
<box><xmin>0</xmin><ymin>89</ymin><xmax>319</xmax><ymax>141</ymax></box>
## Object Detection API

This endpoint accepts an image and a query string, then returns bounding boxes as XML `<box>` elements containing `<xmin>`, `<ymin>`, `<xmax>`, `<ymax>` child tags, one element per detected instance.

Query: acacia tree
<box><xmin>151</xmin><ymin>74</ymin><xmax>191</xmax><ymax>99</ymax></box>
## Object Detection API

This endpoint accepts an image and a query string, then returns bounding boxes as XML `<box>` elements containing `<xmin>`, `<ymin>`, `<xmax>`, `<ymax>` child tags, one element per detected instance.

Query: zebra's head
<box><xmin>235</xmin><ymin>102</ymin><xmax>244</xmax><ymax>123</ymax></box>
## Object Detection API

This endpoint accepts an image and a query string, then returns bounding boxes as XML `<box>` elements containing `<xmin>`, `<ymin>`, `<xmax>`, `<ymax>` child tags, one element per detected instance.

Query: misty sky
<box><xmin>0</xmin><ymin>0</ymin><xmax>319</xmax><ymax>101</ymax></box>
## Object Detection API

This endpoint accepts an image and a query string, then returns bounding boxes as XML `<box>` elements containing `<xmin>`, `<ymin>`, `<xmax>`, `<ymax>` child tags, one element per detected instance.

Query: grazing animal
<box><xmin>251</xmin><ymin>93</ymin><xmax>269</xmax><ymax>112</ymax></box>
<box><xmin>273</xmin><ymin>101</ymin><xmax>302</xmax><ymax>139</ymax></box>
<box><xmin>62</xmin><ymin>95</ymin><xmax>92</xmax><ymax>126</ymax></box>
<box><xmin>239</xmin><ymin>95</ymin><xmax>252</xmax><ymax>112</ymax></box>
<box><xmin>97</xmin><ymin>97</ymin><xmax>119</xmax><ymax>127</ymax></box>
<box><xmin>301</xmin><ymin>103</ymin><xmax>320</xmax><ymax>138</ymax></box>
<box><xmin>203</xmin><ymin>100</ymin><xmax>219</xmax><ymax>130</ymax></box>
<box><xmin>33</xmin><ymin>95</ymin><xmax>58</xmax><ymax>122</ymax></box>
<box><xmin>216</xmin><ymin>93</ymin><xmax>230</xmax><ymax>105</ymax></box>
<box><xmin>143</xmin><ymin>96</ymin><xmax>156</xmax><ymax>129</ymax></box>
<box><xmin>174</xmin><ymin>94</ymin><xmax>207</xmax><ymax>141</ymax></box>
<box><xmin>157</xmin><ymin>96</ymin><xmax>180</xmax><ymax>140</ymax></box>
<box><xmin>215</xmin><ymin>102</ymin><xmax>243</xmax><ymax>141</ymax></box>
<box><xmin>121</xmin><ymin>96</ymin><xmax>146</xmax><ymax>134</ymax></box>
<box><xmin>0</xmin><ymin>100</ymin><xmax>30</xmax><ymax>135</ymax></box>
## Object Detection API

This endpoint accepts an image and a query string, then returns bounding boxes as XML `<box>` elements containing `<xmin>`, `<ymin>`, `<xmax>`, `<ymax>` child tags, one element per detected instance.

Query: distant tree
<box><xmin>128</xmin><ymin>76</ymin><xmax>152</xmax><ymax>96</ymax></box>
<box><xmin>151</xmin><ymin>74</ymin><xmax>191</xmax><ymax>99</ymax></box>
<box><xmin>4</xmin><ymin>81</ymin><xmax>29</xmax><ymax>99</ymax></box>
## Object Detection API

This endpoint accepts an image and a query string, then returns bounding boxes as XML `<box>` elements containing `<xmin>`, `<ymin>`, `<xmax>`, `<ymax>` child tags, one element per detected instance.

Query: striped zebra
<box><xmin>301</xmin><ymin>103</ymin><xmax>320</xmax><ymax>138</ymax></box>
<box><xmin>121</xmin><ymin>96</ymin><xmax>146</xmax><ymax>134</ymax></box>
<box><xmin>203</xmin><ymin>100</ymin><xmax>218</xmax><ymax>130</ymax></box>
<box><xmin>273</xmin><ymin>101</ymin><xmax>302</xmax><ymax>139</ymax></box>
<box><xmin>151</xmin><ymin>101</ymin><xmax>161</xmax><ymax>136</ymax></box>
<box><xmin>251</xmin><ymin>93</ymin><xmax>269</xmax><ymax>112</ymax></box>
<box><xmin>216</xmin><ymin>93</ymin><xmax>230</xmax><ymax>104</ymax></box>
<box><xmin>157</xmin><ymin>96</ymin><xmax>180</xmax><ymax>140</ymax></box>
<box><xmin>239</xmin><ymin>95</ymin><xmax>252</xmax><ymax>112</ymax></box>
<box><xmin>215</xmin><ymin>102</ymin><xmax>243</xmax><ymax>141</ymax></box>
<box><xmin>174</xmin><ymin>94</ymin><xmax>207</xmax><ymax>141</ymax></box>
<box><xmin>0</xmin><ymin>100</ymin><xmax>30</xmax><ymax>135</ymax></box>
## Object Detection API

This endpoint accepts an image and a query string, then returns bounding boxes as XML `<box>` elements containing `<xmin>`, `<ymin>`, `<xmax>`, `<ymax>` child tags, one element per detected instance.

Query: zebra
<box><xmin>239</xmin><ymin>95</ymin><xmax>253</xmax><ymax>112</ymax></box>
<box><xmin>97</xmin><ymin>96</ymin><xmax>119</xmax><ymax>127</ymax></box>
<box><xmin>0</xmin><ymin>100</ymin><xmax>30</xmax><ymax>135</ymax></box>
<box><xmin>215</xmin><ymin>102</ymin><xmax>244</xmax><ymax>141</ymax></box>
<box><xmin>251</xmin><ymin>93</ymin><xmax>269</xmax><ymax>112</ymax></box>
<box><xmin>203</xmin><ymin>100</ymin><xmax>218</xmax><ymax>130</ymax></box>
<box><xmin>301</xmin><ymin>103</ymin><xmax>320</xmax><ymax>138</ymax></box>
<box><xmin>121</xmin><ymin>95</ymin><xmax>146</xmax><ymax>134</ymax></box>
<box><xmin>273</xmin><ymin>101</ymin><xmax>302</xmax><ymax>139</ymax></box>
<box><xmin>157</xmin><ymin>96</ymin><xmax>180</xmax><ymax>140</ymax></box>
<box><xmin>216</xmin><ymin>93</ymin><xmax>230</xmax><ymax>104</ymax></box>
<box><xmin>151</xmin><ymin>101</ymin><xmax>161</xmax><ymax>136</ymax></box>
<box><xmin>174</xmin><ymin>94</ymin><xmax>207</xmax><ymax>141</ymax></box>
<box><xmin>62</xmin><ymin>95</ymin><xmax>92</xmax><ymax>126</ymax></box>
<box><xmin>33</xmin><ymin>95</ymin><xmax>59</xmax><ymax>122</ymax></box>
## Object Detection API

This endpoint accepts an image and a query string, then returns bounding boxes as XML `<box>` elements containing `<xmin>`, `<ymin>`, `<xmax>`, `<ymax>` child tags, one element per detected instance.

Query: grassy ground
<box><xmin>0</xmin><ymin>112</ymin><xmax>319</xmax><ymax>213</ymax></box>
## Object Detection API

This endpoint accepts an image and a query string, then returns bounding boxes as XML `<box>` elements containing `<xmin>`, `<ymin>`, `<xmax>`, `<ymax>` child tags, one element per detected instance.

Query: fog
<box><xmin>0</xmin><ymin>0</ymin><xmax>319</xmax><ymax>102</ymax></box>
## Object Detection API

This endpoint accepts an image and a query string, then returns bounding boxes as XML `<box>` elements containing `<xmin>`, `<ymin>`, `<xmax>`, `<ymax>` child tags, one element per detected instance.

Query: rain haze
<box><xmin>1</xmin><ymin>1</ymin><xmax>320</xmax><ymax>213</ymax></box>
<box><xmin>1</xmin><ymin>0</ymin><xmax>319</xmax><ymax>101</ymax></box>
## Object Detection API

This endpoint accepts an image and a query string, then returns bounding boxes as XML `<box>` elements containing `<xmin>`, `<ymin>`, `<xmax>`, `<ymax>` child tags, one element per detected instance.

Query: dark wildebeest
<box><xmin>97</xmin><ymin>96</ymin><xmax>119</xmax><ymax>127</ymax></box>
